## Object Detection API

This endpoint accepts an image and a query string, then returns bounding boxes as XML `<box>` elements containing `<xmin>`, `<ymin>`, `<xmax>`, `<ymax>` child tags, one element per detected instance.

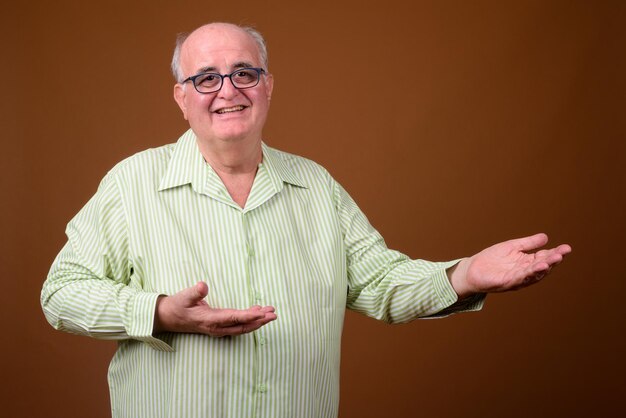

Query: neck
<box><xmin>195</xmin><ymin>135</ymin><xmax>262</xmax><ymax>208</ymax></box>
<box><xmin>196</xmin><ymin>135</ymin><xmax>263</xmax><ymax>175</ymax></box>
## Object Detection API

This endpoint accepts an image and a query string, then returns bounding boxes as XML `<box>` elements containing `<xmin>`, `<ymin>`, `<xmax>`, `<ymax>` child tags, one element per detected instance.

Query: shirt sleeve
<box><xmin>41</xmin><ymin>171</ymin><xmax>173</xmax><ymax>351</ymax></box>
<box><xmin>333</xmin><ymin>180</ymin><xmax>484</xmax><ymax>323</ymax></box>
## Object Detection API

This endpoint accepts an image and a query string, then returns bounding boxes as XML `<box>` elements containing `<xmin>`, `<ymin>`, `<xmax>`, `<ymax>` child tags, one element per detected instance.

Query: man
<box><xmin>41</xmin><ymin>22</ymin><xmax>571</xmax><ymax>418</ymax></box>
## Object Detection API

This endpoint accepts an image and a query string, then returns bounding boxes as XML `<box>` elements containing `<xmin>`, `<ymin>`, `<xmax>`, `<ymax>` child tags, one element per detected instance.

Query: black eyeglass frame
<box><xmin>181</xmin><ymin>67</ymin><xmax>266</xmax><ymax>94</ymax></box>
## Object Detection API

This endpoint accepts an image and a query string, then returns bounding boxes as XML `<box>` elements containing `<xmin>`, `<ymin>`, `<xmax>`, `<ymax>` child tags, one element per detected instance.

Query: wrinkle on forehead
<box><xmin>179</xmin><ymin>23</ymin><xmax>261</xmax><ymax>77</ymax></box>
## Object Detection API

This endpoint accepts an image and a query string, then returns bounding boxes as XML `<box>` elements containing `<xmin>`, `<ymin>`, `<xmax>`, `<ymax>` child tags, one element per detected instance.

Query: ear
<box><xmin>173</xmin><ymin>83</ymin><xmax>189</xmax><ymax>120</ymax></box>
<box><xmin>264</xmin><ymin>73</ymin><xmax>274</xmax><ymax>102</ymax></box>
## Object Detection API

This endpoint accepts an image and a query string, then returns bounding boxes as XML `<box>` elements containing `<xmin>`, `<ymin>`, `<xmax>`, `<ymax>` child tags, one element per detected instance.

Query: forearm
<box><xmin>41</xmin><ymin>243</ymin><xmax>171</xmax><ymax>352</ymax></box>
<box><xmin>347</xmin><ymin>254</ymin><xmax>471</xmax><ymax>323</ymax></box>
<box><xmin>336</xmin><ymin>179</ymin><xmax>482</xmax><ymax>322</ymax></box>
<box><xmin>42</xmin><ymin>257</ymin><xmax>160</xmax><ymax>341</ymax></box>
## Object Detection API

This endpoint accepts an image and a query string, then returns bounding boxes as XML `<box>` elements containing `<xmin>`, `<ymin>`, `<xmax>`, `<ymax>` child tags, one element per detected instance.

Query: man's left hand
<box><xmin>448</xmin><ymin>233</ymin><xmax>572</xmax><ymax>299</ymax></box>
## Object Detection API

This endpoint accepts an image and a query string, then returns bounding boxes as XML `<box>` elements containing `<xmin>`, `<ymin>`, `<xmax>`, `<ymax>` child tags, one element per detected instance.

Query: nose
<box><xmin>217</xmin><ymin>75</ymin><xmax>239</xmax><ymax>99</ymax></box>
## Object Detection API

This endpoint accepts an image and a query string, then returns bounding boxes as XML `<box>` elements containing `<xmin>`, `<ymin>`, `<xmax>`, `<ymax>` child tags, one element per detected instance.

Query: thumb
<box><xmin>510</xmin><ymin>233</ymin><xmax>549</xmax><ymax>252</ymax></box>
<box><xmin>181</xmin><ymin>281</ymin><xmax>209</xmax><ymax>303</ymax></box>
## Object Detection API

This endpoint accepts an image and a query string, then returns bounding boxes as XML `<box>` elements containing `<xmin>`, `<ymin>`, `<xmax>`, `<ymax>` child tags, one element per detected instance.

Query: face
<box><xmin>173</xmin><ymin>24</ymin><xmax>274</xmax><ymax>147</ymax></box>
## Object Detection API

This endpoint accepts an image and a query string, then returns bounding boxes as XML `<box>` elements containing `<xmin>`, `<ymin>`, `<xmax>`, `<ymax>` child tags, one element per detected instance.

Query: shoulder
<box><xmin>109</xmin><ymin>143</ymin><xmax>175</xmax><ymax>177</ymax></box>
<box><xmin>265</xmin><ymin>146</ymin><xmax>326</xmax><ymax>170</ymax></box>
<box><xmin>264</xmin><ymin>145</ymin><xmax>335</xmax><ymax>187</ymax></box>
<box><xmin>101</xmin><ymin>142</ymin><xmax>176</xmax><ymax>188</ymax></box>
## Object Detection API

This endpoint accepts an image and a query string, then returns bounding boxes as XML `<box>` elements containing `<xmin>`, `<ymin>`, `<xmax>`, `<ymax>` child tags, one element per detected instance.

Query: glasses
<box><xmin>182</xmin><ymin>67</ymin><xmax>266</xmax><ymax>94</ymax></box>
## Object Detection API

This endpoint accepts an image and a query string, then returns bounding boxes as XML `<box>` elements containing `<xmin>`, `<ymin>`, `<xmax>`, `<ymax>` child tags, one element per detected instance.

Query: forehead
<box><xmin>180</xmin><ymin>25</ymin><xmax>261</xmax><ymax>75</ymax></box>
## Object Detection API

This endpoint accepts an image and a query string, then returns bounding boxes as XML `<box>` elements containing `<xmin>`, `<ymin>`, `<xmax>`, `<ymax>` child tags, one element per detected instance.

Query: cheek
<box><xmin>250</xmin><ymin>92</ymin><xmax>271</xmax><ymax>112</ymax></box>
<box><xmin>187</xmin><ymin>94</ymin><xmax>212</xmax><ymax>111</ymax></box>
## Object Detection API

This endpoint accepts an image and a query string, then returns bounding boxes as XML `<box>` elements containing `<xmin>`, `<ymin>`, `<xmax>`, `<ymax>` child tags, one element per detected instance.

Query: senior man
<box><xmin>41</xmin><ymin>22</ymin><xmax>571</xmax><ymax>418</ymax></box>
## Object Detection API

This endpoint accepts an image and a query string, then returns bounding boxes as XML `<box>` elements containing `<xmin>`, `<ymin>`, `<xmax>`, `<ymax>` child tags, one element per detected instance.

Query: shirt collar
<box><xmin>261</xmin><ymin>143</ymin><xmax>309</xmax><ymax>190</ymax></box>
<box><xmin>158</xmin><ymin>129</ymin><xmax>308</xmax><ymax>193</ymax></box>
<box><xmin>158</xmin><ymin>129</ymin><xmax>207</xmax><ymax>193</ymax></box>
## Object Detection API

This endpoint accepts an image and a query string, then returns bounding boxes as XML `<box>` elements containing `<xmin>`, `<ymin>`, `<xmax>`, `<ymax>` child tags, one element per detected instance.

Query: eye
<box><xmin>232</xmin><ymin>69</ymin><xmax>256</xmax><ymax>84</ymax></box>
<box><xmin>196</xmin><ymin>73</ymin><xmax>220</xmax><ymax>87</ymax></box>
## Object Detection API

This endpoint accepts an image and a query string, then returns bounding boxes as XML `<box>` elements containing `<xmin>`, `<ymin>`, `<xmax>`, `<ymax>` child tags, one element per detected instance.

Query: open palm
<box><xmin>451</xmin><ymin>233</ymin><xmax>571</xmax><ymax>297</ymax></box>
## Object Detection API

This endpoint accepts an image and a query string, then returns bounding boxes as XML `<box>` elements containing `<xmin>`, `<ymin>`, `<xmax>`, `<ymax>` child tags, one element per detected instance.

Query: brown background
<box><xmin>2</xmin><ymin>1</ymin><xmax>624</xmax><ymax>417</ymax></box>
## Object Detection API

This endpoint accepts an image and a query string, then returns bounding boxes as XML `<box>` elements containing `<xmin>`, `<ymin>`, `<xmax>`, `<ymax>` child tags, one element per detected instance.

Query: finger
<box><xmin>515</xmin><ymin>271</ymin><xmax>546</xmax><ymax>289</ymax></box>
<box><xmin>177</xmin><ymin>281</ymin><xmax>209</xmax><ymax>305</ymax></box>
<box><xmin>533</xmin><ymin>249</ymin><xmax>555</xmax><ymax>258</ymax></box>
<box><xmin>527</xmin><ymin>255</ymin><xmax>563</xmax><ymax>281</ymax></box>
<box><xmin>529</xmin><ymin>260</ymin><xmax>551</xmax><ymax>274</ymax></box>
<box><xmin>211</xmin><ymin>308</ymin><xmax>268</xmax><ymax>327</ymax></box>
<box><xmin>533</xmin><ymin>251</ymin><xmax>565</xmax><ymax>271</ymax></box>
<box><xmin>510</xmin><ymin>233</ymin><xmax>549</xmax><ymax>252</ymax></box>
<box><xmin>535</xmin><ymin>245</ymin><xmax>571</xmax><ymax>260</ymax></box>
<box><xmin>211</xmin><ymin>314</ymin><xmax>277</xmax><ymax>337</ymax></box>
<box><xmin>555</xmin><ymin>243</ymin><xmax>572</xmax><ymax>255</ymax></box>
<box><xmin>193</xmin><ymin>281</ymin><xmax>209</xmax><ymax>298</ymax></box>
<box><xmin>247</xmin><ymin>305</ymin><xmax>275</xmax><ymax>313</ymax></box>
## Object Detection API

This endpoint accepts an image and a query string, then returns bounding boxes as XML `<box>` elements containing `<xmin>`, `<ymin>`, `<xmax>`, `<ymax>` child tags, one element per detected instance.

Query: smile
<box><xmin>215</xmin><ymin>105</ymin><xmax>247</xmax><ymax>114</ymax></box>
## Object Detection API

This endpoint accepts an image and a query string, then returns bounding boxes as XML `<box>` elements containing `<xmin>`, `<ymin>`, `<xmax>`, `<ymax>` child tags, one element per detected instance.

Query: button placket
<box><xmin>242</xmin><ymin>211</ymin><xmax>270</xmax><ymax>402</ymax></box>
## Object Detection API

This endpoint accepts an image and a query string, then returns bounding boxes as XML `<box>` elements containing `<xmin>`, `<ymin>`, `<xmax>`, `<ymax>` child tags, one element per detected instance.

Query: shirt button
<box><xmin>258</xmin><ymin>384</ymin><xmax>267</xmax><ymax>393</ymax></box>
<box><xmin>255</xmin><ymin>291</ymin><xmax>262</xmax><ymax>300</ymax></box>
<box><xmin>259</xmin><ymin>337</ymin><xmax>267</xmax><ymax>346</ymax></box>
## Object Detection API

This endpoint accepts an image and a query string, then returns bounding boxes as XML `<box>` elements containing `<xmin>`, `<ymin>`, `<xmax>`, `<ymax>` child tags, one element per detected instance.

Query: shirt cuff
<box><xmin>427</xmin><ymin>259</ymin><xmax>486</xmax><ymax>318</ymax></box>
<box><xmin>432</xmin><ymin>259</ymin><xmax>463</xmax><ymax>307</ymax></box>
<box><xmin>128</xmin><ymin>291</ymin><xmax>175</xmax><ymax>352</ymax></box>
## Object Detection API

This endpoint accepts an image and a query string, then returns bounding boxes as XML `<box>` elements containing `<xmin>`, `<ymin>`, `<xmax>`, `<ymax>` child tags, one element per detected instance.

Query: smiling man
<box><xmin>41</xmin><ymin>22</ymin><xmax>571</xmax><ymax>418</ymax></box>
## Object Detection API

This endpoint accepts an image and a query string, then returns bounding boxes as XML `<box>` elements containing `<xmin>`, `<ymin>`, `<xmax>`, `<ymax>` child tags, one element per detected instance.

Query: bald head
<box><xmin>171</xmin><ymin>22</ymin><xmax>268</xmax><ymax>83</ymax></box>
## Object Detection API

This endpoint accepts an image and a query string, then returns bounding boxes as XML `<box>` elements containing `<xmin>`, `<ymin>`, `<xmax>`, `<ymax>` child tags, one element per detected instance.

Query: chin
<box><xmin>217</xmin><ymin>128</ymin><xmax>250</xmax><ymax>140</ymax></box>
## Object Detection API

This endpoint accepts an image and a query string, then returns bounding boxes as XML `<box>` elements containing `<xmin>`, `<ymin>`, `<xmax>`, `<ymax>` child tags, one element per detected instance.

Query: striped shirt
<box><xmin>41</xmin><ymin>129</ymin><xmax>483</xmax><ymax>418</ymax></box>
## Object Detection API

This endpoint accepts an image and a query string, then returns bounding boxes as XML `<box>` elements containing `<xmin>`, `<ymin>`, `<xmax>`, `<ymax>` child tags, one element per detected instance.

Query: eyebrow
<box><xmin>195</xmin><ymin>61</ymin><xmax>256</xmax><ymax>75</ymax></box>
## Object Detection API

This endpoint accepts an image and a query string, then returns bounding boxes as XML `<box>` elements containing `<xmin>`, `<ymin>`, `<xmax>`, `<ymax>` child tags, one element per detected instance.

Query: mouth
<box><xmin>214</xmin><ymin>105</ymin><xmax>247</xmax><ymax>114</ymax></box>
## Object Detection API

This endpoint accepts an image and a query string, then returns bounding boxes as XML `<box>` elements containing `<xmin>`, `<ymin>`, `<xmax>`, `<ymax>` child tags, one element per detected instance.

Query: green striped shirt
<box><xmin>42</xmin><ymin>129</ymin><xmax>483</xmax><ymax>418</ymax></box>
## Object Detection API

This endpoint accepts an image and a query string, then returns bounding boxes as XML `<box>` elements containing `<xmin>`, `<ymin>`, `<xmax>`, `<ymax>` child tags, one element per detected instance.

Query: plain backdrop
<box><xmin>2</xmin><ymin>1</ymin><xmax>624</xmax><ymax>417</ymax></box>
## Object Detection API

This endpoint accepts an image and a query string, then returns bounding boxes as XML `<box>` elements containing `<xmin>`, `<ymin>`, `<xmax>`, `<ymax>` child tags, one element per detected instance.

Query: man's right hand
<box><xmin>153</xmin><ymin>281</ymin><xmax>277</xmax><ymax>337</ymax></box>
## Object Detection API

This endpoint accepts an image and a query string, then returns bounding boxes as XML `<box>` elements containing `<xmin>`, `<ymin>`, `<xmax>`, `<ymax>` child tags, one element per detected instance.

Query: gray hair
<box><xmin>171</xmin><ymin>23</ymin><xmax>269</xmax><ymax>83</ymax></box>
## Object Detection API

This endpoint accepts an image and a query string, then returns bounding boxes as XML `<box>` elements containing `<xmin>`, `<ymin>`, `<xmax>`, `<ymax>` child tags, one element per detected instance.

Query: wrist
<box><xmin>447</xmin><ymin>257</ymin><xmax>474</xmax><ymax>299</ymax></box>
<box><xmin>153</xmin><ymin>295</ymin><xmax>168</xmax><ymax>334</ymax></box>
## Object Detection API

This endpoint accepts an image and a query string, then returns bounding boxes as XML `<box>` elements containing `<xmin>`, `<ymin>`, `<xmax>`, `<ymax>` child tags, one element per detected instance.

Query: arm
<box><xmin>41</xmin><ymin>172</ymin><xmax>276</xmax><ymax>349</ymax></box>
<box><xmin>41</xmin><ymin>172</ymin><xmax>167</xmax><ymax>347</ymax></box>
<box><xmin>334</xmin><ymin>180</ymin><xmax>571</xmax><ymax>321</ymax></box>
<box><xmin>333</xmin><ymin>180</ymin><xmax>481</xmax><ymax>323</ymax></box>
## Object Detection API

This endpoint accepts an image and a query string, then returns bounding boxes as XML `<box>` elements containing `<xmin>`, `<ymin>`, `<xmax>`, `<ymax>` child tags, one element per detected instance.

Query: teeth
<box><xmin>217</xmin><ymin>105</ymin><xmax>245</xmax><ymax>114</ymax></box>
